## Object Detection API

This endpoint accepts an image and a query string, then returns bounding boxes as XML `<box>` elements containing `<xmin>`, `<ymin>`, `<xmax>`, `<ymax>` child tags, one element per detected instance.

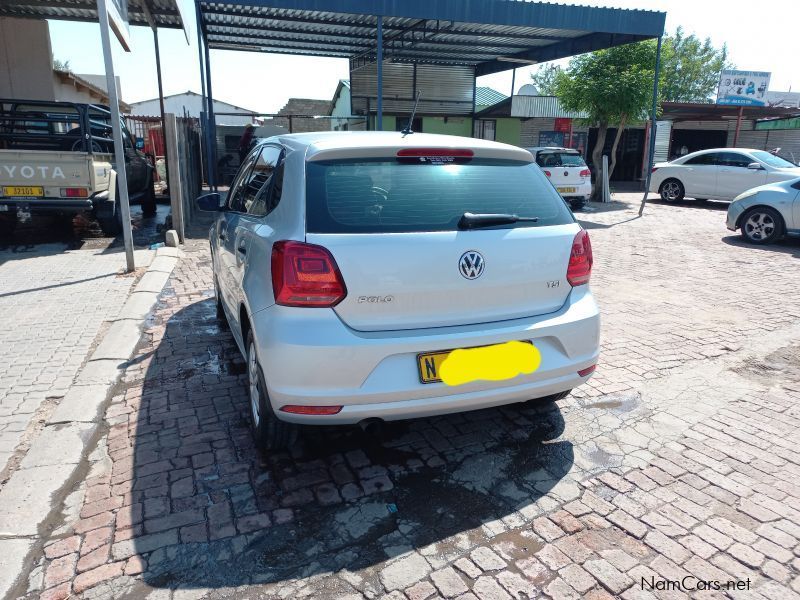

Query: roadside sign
<box><xmin>717</xmin><ymin>70</ymin><xmax>771</xmax><ymax>106</ymax></box>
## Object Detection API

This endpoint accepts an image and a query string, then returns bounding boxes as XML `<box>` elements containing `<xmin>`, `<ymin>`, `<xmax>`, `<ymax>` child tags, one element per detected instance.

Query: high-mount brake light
<box><xmin>396</xmin><ymin>148</ymin><xmax>474</xmax><ymax>158</ymax></box>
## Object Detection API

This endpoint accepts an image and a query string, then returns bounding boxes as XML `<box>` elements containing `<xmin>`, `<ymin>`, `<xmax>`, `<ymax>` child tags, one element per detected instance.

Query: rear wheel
<box><xmin>141</xmin><ymin>181</ymin><xmax>157</xmax><ymax>217</ymax></box>
<box><xmin>659</xmin><ymin>179</ymin><xmax>685</xmax><ymax>202</ymax></box>
<box><xmin>741</xmin><ymin>206</ymin><xmax>783</xmax><ymax>244</ymax></box>
<box><xmin>97</xmin><ymin>202</ymin><xmax>122</xmax><ymax>236</ymax></box>
<box><xmin>246</xmin><ymin>330</ymin><xmax>297</xmax><ymax>451</ymax></box>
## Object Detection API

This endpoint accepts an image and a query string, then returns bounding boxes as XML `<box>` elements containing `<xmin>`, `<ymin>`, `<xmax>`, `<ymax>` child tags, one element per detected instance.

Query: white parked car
<box><xmin>198</xmin><ymin>132</ymin><xmax>600</xmax><ymax>450</ymax></box>
<box><xmin>650</xmin><ymin>148</ymin><xmax>800</xmax><ymax>202</ymax></box>
<box><xmin>726</xmin><ymin>177</ymin><xmax>800</xmax><ymax>244</ymax></box>
<box><xmin>526</xmin><ymin>147</ymin><xmax>592</xmax><ymax>209</ymax></box>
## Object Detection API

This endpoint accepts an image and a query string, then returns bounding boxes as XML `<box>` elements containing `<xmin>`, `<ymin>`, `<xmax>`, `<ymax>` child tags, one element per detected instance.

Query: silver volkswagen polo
<box><xmin>198</xmin><ymin>132</ymin><xmax>600</xmax><ymax>449</ymax></box>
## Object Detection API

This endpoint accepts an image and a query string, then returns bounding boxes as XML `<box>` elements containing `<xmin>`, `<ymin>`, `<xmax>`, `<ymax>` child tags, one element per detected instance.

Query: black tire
<box><xmin>213</xmin><ymin>274</ymin><xmax>225</xmax><ymax>320</ymax></box>
<box><xmin>569</xmin><ymin>199</ymin><xmax>585</xmax><ymax>211</ymax></box>
<box><xmin>659</xmin><ymin>179</ymin><xmax>685</xmax><ymax>202</ymax></box>
<box><xmin>0</xmin><ymin>212</ymin><xmax>18</xmax><ymax>239</ymax></box>
<box><xmin>246</xmin><ymin>330</ymin><xmax>297</xmax><ymax>451</ymax></box>
<box><xmin>740</xmin><ymin>206</ymin><xmax>784</xmax><ymax>245</ymax></box>
<box><xmin>97</xmin><ymin>204</ymin><xmax>122</xmax><ymax>236</ymax></box>
<box><xmin>141</xmin><ymin>182</ymin><xmax>157</xmax><ymax>217</ymax></box>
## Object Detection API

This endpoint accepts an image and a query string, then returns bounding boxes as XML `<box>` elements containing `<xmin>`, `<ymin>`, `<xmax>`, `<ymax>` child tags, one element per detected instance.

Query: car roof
<box><xmin>685</xmin><ymin>148</ymin><xmax>762</xmax><ymax>155</ymax></box>
<box><xmin>261</xmin><ymin>131</ymin><xmax>533</xmax><ymax>162</ymax></box>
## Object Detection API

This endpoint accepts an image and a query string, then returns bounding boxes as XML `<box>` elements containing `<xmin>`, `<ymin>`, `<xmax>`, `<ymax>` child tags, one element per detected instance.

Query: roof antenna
<box><xmin>401</xmin><ymin>90</ymin><xmax>421</xmax><ymax>136</ymax></box>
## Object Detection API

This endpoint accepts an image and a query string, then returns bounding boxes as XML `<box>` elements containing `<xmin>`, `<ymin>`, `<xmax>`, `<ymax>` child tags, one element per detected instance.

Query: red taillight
<box><xmin>279</xmin><ymin>405</ymin><xmax>343</xmax><ymax>415</ymax></box>
<box><xmin>566</xmin><ymin>230</ymin><xmax>593</xmax><ymax>286</ymax></box>
<box><xmin>396</xmin><ymin>148</ymin><xmax>474</xmax><ymax>158</ymax></box>
<box><xmin>544</xmin><ymin>170</ymin><xmax>552</xmax><ymax>177</ymax></box>
<box><xmin>271</xmin><ymin>241</ymin><xmax>347</xmax><ymax>307</ymax></box>
<box><xmin>578</xmin><ymin>365</ymin><xmax>596</xmax><ymax>377</ymax></box>
<box><xmin>579</xmin><ymin>169</ymin><xmax>591</xmax><ymax>178</ymax></box>
<box><xmin>61</xmin><ymin>188</ymin><xmax>88</xmax><ymax>198</ymax></box>
<box><xmin>651</xmin><ymin>167</ymin><xmax>659</xmax><ymax>173</ymax></box>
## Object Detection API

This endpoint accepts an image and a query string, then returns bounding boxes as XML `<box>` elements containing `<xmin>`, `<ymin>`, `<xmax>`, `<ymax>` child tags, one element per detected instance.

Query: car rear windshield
<box><xmin>305</xmin><ymin>158</ymin><xmax>574</xmax><ymax>233</ymax></box>
<box><xmin>535</xmin><ymin>152</ymin><xmax>586</xmax><ymax>168</ymax></box>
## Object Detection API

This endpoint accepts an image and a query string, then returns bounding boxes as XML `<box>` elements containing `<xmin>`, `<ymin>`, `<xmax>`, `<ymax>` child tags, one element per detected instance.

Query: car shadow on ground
<box><xmin>645</xmin><ymin>198</ymin><xmax>730</xmax><ymax>211</ymax></box>
<box><xmin>721</xmin><ymin>234</ymin><xmax>800</xmax><ymax>258</ymax></box>
<box><xmin>128</xmin><ymin>298</ymin><xmax>574</xmax><ymax>591</ymax></box>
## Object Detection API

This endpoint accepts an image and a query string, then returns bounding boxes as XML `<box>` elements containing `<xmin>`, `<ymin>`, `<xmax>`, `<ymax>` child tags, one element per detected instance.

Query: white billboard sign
<box><xmin>106</xmin><ymin>0</ymin><xmax>131</xmax><ymax>51</ymax></box>
<box><xmin>717</xmin><ymin>70</ymin><xmax>771</xmax><ymax>106</ymax></box>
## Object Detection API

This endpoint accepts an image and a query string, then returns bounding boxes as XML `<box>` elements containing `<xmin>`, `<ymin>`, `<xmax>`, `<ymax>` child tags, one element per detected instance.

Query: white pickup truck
<box><xmin>0</xmin><ymin>99</ymin><xmax>156</xmax><ymax>236</ymax></box>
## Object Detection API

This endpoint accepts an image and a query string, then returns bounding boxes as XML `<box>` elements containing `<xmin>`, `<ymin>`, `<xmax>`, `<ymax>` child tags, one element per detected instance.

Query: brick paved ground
<box><xmin>0</xmin><ymin>205</ymin><xmax>167</xmax><ymax>483</ymax></box>
<box><xmin>0</xmin><ymin>245</ymin><xmax>141</xmax><ymax>480</ymax></box>
<box><xmin>19</xmin><ymin>196</ymin><xmax>800</xmax><ymax>599</ymax></box>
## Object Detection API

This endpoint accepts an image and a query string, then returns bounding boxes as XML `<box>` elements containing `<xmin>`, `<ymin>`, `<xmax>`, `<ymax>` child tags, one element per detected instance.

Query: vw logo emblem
<box><xmin>459</xmin><ymin>250</ymin><xmax>485</xmax><ymax>280</ymax></box>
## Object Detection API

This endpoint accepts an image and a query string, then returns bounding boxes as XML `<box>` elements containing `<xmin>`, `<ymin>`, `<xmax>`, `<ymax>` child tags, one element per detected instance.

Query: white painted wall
<box><xmin>130</xmin><ymin>93</ymin><xmax>257</xmax><ymax>126</ymax></box>
<box><xmin>0</xmin><ymin>17</ymin><xmax>54</xmax><ymax>100</ymax></box>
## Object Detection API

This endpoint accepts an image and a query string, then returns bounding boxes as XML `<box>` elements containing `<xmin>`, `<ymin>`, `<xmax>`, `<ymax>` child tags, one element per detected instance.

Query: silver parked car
<box><xmin>726</xmin><ymin>177</ymin><xmax>800</xmax><ymax>244</ymax></box>
<box><xmin>198</xmin><ymin>132</ymin><xmax>600</xmax><ymax>450</ymax></box>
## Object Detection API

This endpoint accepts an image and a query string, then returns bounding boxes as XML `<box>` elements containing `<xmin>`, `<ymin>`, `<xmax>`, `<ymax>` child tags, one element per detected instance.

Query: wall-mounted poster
<box><xmin>538</xmin><ymin>131</ymin><xmax>565</xmax><ymax>147</ymax></box>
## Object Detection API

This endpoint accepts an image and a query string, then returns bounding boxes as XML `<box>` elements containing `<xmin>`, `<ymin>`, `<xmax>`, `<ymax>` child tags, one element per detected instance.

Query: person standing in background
<box><xmin>238</xmin><ymin>123</ymin><xmax>256</xmax><ymax>164</ymax></box>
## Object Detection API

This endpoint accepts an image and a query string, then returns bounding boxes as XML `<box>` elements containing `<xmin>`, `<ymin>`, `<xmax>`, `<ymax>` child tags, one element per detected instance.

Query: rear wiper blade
<box><xmin>457</xmin><ymin>212</ymin><xmax>539</xmax><ymax>230</ymax></box>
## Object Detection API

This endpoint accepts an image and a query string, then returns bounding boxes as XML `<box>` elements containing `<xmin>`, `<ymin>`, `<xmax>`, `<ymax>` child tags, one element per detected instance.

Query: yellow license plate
<box><xmin>417</xmin><ymin>340</ymin><xmax>539</xmax><ymax>385</ymax></box>
<box><xmin>2</xmin><ymin>186</ymin><xmax>44</xmax><ymax>198</ymax></box>
<box><xmin>558</xmin><ymin>187</ymin><xmax>577</xmax><ymax>194</ymax></box>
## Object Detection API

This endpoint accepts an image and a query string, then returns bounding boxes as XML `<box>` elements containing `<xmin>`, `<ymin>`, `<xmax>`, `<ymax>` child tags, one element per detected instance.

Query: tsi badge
<box><xmin>459</xmin><ymin>250</ymin><xmax>485</xmax><ymax>280</ymax></box>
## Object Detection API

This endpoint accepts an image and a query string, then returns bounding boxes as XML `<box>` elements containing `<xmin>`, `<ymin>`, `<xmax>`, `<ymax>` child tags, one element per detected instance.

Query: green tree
<box><xmin>529</xmin><ymin>64</ymin><xmax>562</xmax><ymax>95</ymax></box>
<box><xmin>555</xmin><ymin>41</ymin><xmax>655</xmax><ymax>200</ymax></box>
<box><xmin>660</xmin><ymin>27</ymin><xmax>729</xmax><ymax>103</ymax></box>
<box><xmin>53</xmin><ymin>59</ymin><xmax>71</xmax><ymax>72</ymax></box>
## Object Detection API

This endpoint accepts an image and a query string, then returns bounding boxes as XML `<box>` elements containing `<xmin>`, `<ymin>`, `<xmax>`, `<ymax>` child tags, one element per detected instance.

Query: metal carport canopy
<box><xmin>198</xmin><ymin>0</ymin><xmax>666</xmax><ymax>76</ymax></box>
<box><xmin>0</xmin><ymin>0</ymin><xmax>184</xmax><ymax>29</ymax></box>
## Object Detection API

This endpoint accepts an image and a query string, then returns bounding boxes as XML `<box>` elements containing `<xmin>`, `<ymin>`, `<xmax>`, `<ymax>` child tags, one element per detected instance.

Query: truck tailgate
<box><xmin>0</xmin><ymin>149</ymin><xmax>106</xmax><ymax>200</ymax></box>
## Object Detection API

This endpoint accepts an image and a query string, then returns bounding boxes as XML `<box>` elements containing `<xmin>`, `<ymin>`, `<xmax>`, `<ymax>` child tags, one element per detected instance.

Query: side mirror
<box><xmin>747</xmin><ymin>162</ymin><xmax>764</xmax><ymax>170</ymax></box>
<box><xmin>197</xmin><ymin>192</ymin><xmax>222</xmax><ymax>211</ymax></box>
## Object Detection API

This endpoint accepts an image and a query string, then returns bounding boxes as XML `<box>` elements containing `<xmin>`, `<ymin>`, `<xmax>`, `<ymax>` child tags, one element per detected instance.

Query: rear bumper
<box><xmin>0</xmin><ymin>199</ymin><xmax>93</xmax><ymax>213</ymax></box>
<box><xmin>251</xmin><ymin>286</ymin><xmax>600</xmax><ymax>424</ymax></box>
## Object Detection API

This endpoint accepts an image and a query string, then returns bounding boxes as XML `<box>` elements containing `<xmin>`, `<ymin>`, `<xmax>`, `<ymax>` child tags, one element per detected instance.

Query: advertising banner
<box><xmin>717</xmin><ymin>70</ymin><xmax>770</xmax><ymax>106</ymax></box>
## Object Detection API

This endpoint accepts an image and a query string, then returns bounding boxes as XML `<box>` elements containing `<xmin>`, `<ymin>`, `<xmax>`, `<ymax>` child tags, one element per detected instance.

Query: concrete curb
<box><xmin>0</xmin><ymin>246</ymin><xmax>180</xmax><ymax>599</ymax></box>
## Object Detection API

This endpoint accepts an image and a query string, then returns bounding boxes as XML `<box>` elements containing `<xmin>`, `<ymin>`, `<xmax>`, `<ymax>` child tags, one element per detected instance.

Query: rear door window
<box><xmin>305</xmin><ymin>158</ymin><xmax>573</xmax><ymax>233</ymax></box>
<box><xmin>535</xmin><ymin>152</ymin><xmax>586</xmax><ymax>167</ymax></box>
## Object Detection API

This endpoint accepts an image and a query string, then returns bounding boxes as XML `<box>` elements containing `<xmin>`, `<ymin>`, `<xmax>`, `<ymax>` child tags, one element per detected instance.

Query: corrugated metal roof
<box><xmin>198</xmin><ymin>0</ymin><xmax>666</xmax><ymax>75</ymax></box>
<box><xmin>0</xmin><ymin>0</ymin><xmax>184</xmax><ymax>29</ymax></box>
<box><xmin>475</xmin><ymin>87</ymin><xmax>507</xmax><ymax>108</ymax></box>
<box><xmin>511</xmin><ymin>95</ymin><xmax>587</xmax><ymax>118</ymax></box>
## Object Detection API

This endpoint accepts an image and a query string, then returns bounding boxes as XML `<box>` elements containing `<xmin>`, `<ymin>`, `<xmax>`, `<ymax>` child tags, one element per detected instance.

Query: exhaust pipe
<box><xmin>358</xmin><ymin>418</ymin><xmax>383</xmax><ymax>436</ymax></box>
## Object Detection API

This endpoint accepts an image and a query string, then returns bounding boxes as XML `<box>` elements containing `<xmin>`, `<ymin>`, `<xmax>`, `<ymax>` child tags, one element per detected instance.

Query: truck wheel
<box><xmin>97</xmin><ymin>203</ymin><xmax>123</xmax><ymax>236</ymax></box>
<box><xmin>0</xmin><ymin>212</ymin><xmax>18</xmax><ymax>239</ymax></box>
<box><xmin>142</xmin><ymin>182</ymin><xmax>157</xmax><ymax>217</ymax></box>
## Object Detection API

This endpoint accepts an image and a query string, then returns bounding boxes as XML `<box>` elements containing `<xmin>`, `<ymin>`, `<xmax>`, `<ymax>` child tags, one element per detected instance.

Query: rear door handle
<box><xmin>237</xmin><ymin>245</ymin><xmax>247</xmax><ymax>255</ymax></box>
<box><xmin>219</xmin><ymin>230</ymin><xmax>227</xmax><ymax>241</ymax></box>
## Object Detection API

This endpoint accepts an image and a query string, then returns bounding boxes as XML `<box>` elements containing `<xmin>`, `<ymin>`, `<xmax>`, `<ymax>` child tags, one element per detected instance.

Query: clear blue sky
<box><xmin>48</xmin><ymin>0</ymin><xmax>799</xmax><ymax>114</ymax></box>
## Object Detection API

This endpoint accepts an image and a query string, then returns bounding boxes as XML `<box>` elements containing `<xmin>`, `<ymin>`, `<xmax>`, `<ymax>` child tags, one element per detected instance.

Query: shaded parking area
<box><xmin>21</xmin><ymin>196</ymin><xmax>800</xmax><ymax>599</ymax></box>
